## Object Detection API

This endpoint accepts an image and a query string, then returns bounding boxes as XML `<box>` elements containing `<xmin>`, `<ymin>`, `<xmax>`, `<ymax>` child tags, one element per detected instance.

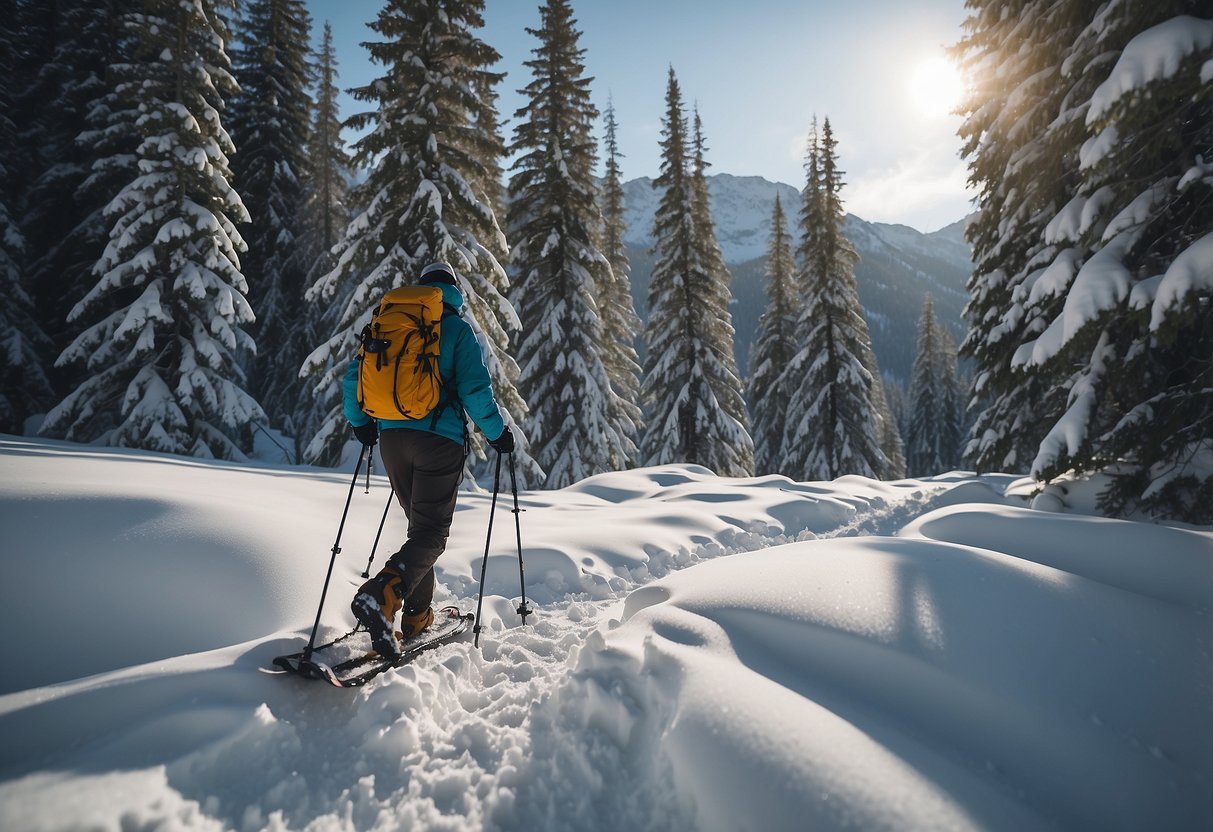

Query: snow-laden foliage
<box><xmin>686</xmin><ymin>110</ymin><xmax>754</xmax><ymax>475</ymax></box>
<box><xmin>598</xmin><ymin>98</ymin><xmax>645</xmax><ymax>463</ymax></box>
<box><xmin>40</xmin><ymin>0</ymin><xmax>261</xmax><ymax>460</ymax></box>
<box><xmin>290</xmin><ymin>22</ymin><xmax>353</xmax><ymax>465</ymax></box>
<box><xmin>506</xmin><ymin>0</ymin><xmax>639</xmax><ymax>487</ymax></box>
<box><xmin>905</xmin><ymin>295</ymin><xmax>964</xmax><ymax>476</ymax></box>
<box><xmin>302</xmin><ymin>0</ymin><xmax>542</xmax><ymax>484</ymax></box>
<box><xmin>781</xmin><ymin>120</ymin><xmax>888</xmax><ymax>480</ymax></box>
<box><xmin>747</xmin><ymin>194</ymin><xmax>798</xmax><ymax>475</ymax></box>
<box><xmin>641</xmin><ymin>70</ymin><xmax>754</xmax><ymax>477</ymax></box>
<box><xmin>0</xmin><ymin>1</ymin><xmax>51</xmax><ymax>433</ymax></box>
<box><xmin>227</xmin><ymin>0</ymin><xmax>314</xmax><ymax>444</ymax></box>
<box><xmin>871</xmin><ymin>370</ymin><xmax>907</xmax><ymax>478</ymax></box>
<box><xmin>13</xmin><ymin>0</ymin><xmax>125</xmax><ymax>407</ymax></box>
<box><xmin>953</xmin><ymin>0</ymin><xmax>1096</xmax><ymax>475</ymax></box>
<box><xmin>957</xmin><ymin>1</ymin><xmax>1213</xmax><ymax>522</ymax></box>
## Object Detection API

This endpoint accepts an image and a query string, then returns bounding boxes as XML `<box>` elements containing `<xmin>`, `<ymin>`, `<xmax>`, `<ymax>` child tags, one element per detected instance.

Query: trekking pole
<box><xmin>302</xmin><ymin>445</ymin><xmax>367</xmax><ymax>663</ymax></box>
<box><xmin>361</xmin><ymin>490</ymin><xmax>395</xmax><ymax>578</ymax></box>
<box><xmin>364</xmin><ymin>450</ymin><xmax>373</xmax><ymax>493</ymax></box>
<box><xmin>473</xmin><ymin>451</ymin><xmax>504</xmax><ymax>648</ymax></box>
<box><xmin>508</xmin><ymin>452</ymin><xmax>531</xmax><ymax>625</ymax></box>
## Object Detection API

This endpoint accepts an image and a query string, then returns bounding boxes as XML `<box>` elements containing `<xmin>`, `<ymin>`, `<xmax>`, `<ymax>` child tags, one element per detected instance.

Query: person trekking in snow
<box><xmin>345</xmin><ymin>261</ymin><xmax>515</xmax><ymax>658</ymax></box>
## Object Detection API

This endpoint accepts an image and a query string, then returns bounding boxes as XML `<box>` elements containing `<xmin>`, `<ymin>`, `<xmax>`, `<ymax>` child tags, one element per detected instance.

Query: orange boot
<box><xmin>398</xmin><ymin>607</ymin><xmax>435</xmax><ymax>642</ymax></box>
<box><xmin>351</xmin><ymin>566</ymin><xmax>406</xmax><ymax>658</ymax></box>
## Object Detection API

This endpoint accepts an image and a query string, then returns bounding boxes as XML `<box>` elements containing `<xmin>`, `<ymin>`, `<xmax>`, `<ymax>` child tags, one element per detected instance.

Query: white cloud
<box><xmin>846</xmin><ymin>148</ymin><xmax>976</xmax><ymax>232</ymax></box>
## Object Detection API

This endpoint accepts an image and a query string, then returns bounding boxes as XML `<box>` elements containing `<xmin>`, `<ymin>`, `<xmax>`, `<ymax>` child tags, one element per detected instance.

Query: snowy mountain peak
<box><xmin>620</xmin><ymin>173</ymin><xmax>974</xmax><ymax>382</ymax></box>
<box><xmin>622</xmin><ymin>173</ymin><xmax>972</xmax><ymax>267</ymax></box>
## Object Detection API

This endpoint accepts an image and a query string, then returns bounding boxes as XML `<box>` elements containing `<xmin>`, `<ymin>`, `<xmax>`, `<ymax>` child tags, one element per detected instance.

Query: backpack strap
<box><xmin>428</xmin><ymin>304</ymin><xmax>468</xmax><ymax>446</ymax></box>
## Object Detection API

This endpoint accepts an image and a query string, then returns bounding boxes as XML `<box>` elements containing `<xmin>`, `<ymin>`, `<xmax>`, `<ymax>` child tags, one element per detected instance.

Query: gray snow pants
<box><xmin>378</xmin><ymin>428</ymin><xmax>465</xmax><ymax>614</ymax></box>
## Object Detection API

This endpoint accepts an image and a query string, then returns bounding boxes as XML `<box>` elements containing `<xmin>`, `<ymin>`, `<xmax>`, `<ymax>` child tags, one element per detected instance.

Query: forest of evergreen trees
<box><xmin>0</xmin><ymin>0</ymin><xmax>1208</xmax><ymax>522</ymax></box>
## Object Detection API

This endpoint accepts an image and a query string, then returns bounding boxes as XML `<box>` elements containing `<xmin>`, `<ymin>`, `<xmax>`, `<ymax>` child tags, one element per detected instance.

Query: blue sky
<box><xmin>304</xmin><ymin>1</ymin><xmax>973</xmax><ymax>232</ymax></box>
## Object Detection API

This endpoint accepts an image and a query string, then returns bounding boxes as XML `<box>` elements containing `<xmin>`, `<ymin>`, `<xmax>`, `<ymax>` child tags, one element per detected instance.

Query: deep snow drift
<box><xmin>0</xmin><ymin>435</ymin><xmax>1210</xmax><ymax>831</ymax></box>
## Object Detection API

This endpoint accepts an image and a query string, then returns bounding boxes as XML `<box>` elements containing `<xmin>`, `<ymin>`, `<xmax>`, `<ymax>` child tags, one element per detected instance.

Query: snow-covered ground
<box><xmin>0</xmin><ymin>435</ymin><xmax>1210</xmax><ymax>831</ymax></box>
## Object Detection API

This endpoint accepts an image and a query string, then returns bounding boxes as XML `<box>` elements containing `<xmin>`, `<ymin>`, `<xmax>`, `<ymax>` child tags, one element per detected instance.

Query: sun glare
<box><xmin>909</xmin><ymin>55</ymin><xmax>964</xmax><ymax>117</ymax></box>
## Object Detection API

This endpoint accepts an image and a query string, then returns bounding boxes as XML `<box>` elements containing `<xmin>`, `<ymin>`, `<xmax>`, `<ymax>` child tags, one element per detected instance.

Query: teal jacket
<box><xmin>343</xmin><ymin>282</ymin><xmax>507</xmax><ymax>445</ymax></box>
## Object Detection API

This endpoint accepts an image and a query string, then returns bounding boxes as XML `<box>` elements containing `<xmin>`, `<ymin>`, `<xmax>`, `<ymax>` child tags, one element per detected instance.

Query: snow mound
<box><xmin>560</xmin><ymin>528</ymin><xmax>1213</xmax><ymax>830</ymax></box>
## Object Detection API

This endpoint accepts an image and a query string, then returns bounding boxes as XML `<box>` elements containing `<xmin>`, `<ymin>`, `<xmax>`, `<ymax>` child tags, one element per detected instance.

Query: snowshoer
<box><xmin>345</xmin><ymin>261</ymin><xmax>515</xmax><ymax>658</ymax></box>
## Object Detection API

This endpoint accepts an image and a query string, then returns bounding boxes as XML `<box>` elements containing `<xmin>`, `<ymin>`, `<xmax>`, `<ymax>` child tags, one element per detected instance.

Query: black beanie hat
<box><xmin>419</xmin><ymin>261</ymin><xmax>457</xmax><ymax>286</ymax></box>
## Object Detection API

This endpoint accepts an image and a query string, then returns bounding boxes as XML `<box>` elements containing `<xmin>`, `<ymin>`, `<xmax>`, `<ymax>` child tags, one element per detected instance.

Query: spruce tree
<box><xmin>294</xmin><ymin>21</ymin><xmax>352</xmax><ymax>464</ymax></box>
<box><xmin>957</xmin><ymin>0</ymin><xmax>1213</xmax><ymax>522</ymax></box>
<box><xmin>227</xmin><ymin>0</ymin><xmax>314</xmax><ymax>440</ymax></box>
<box><xmin>15</xmin><ymin>0</ymin><xmax>125</xmax><ymax>404</ymax></box>
<box><xmin>9</xmin><ymin>0</ymin><xmax>59</xmax><ymax>205</ymax></box>
<box><xmin>303</xmin><ymin>0</ymin><xmax>543</xmax><ymax>485</ymax></box>
<box><xmin>747</xmin><ymin>193</ymin><xmax>798</xmax><ymax>475</ymax></box>
<box><xmin>641</xmin><ymin>69</ymin><xmax>754</xmax><ymax>477</ymax></box>
<box><xmin>1025</xmin><ymin>4</ymin><xmax>1213</xmax><ymax>521</ymax></box>
<box><xmin>472</xmin><ymin>71</ymin><xmax>508</xmax><ymax>226</ymax></box>
<box><xmin>41</xmin><ymin>0</ymin><xmax>261</xmax><ymax>459</ymax></box>
<box><xmin>871</xmin><ymin>370</ymin><xmax>907</xmax><ymax>478</ymax></box>
<box><xmin>905</xmin><ymin>295</ymin><xmax>963</xmax><ymax>476</ymax></box>
<box><xmin>299</xmin><ymin>23</ymin><xmax>351</xmax><ymax>278</ymax></box>
<box><xmin>0</xmin><ymin>172</ymin><xmax>39</xmax><ymax>434</ymax></box>
<box><xmin>781</xmin><ymin>119</ymin><xmax>887</xmax><ymax>480</ymax></box>
<box><xmin>953</xmin><ymin>0</ymin><xmax>1097</xmax><ymax>473</ymax></box>
<box><xmin>0</xmin><ymin>0</ymin><xmax>51</xmax><ymax>433</ymax></box>
<box><xmin>687</xmin><ymin>107</ymin><xmax>754</xmax><ymax>476</ymax></box>
<box><xmin>598</xmin><ymin>96</ymin><xmax>645</xmax><ymax>463</ymax></box>
<box><xmin>506</xmin><ymin>0</ymin><xmax>635</xmax><ymax>487</ymax></box>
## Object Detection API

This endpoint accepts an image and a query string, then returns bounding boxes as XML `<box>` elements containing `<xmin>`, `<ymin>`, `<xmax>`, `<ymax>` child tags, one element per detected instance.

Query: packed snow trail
<box><xmin>194</xmin><ymin>469</ymin><xmax>967</xmax><ymax>829</ymax></box>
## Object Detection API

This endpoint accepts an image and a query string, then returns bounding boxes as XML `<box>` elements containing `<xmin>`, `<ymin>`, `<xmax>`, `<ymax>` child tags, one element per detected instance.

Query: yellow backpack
<box><xmin>357</xmin><ymin>285</ymin><xmax>447</xmax><ymax>419</ymax></box>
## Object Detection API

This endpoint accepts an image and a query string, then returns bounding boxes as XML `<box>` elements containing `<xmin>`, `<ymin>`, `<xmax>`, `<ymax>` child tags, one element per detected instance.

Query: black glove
<box><xmin>352</xmin><ymin>421</ymin><xmax>379</xmax><ymax>447</ymax></box>
<box><xmin>488</xmin><ymin>426</ymin><xmax>515</xmax><ymax>454</ymax></box>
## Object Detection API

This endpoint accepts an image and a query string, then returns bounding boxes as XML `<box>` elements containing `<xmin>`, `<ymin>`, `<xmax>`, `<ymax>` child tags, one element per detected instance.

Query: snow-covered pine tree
<box><xmin>905</xmin><ymin>295</ymin><xmax>963</xmax><ymax>476</ymax></box>
<box><xmin>953</xmin><ymin>0</ymin><xmax>1096</xmax><ymax>474</ymax></box>
<box><xmin>1012</xmin><ymin>5</ymin><xmax>1213</xmax><ymax>522</ymax></box>
<box><xmin>958</xmin><ymin>1</ymin><xmax>1213</xmax><ymax>522</ymax></box>
<box><xmin>292</xmin><ymin>21</ymin><xmax>352</xmax><ymax>464</ymax></box>
<box><xmin>303</xmin><ymin>0</ymin><xmax>543</xmax><ymax>484</ymax></box>
<box><xmin>747</xmin><ymin>193</ymin><xmax>798</xmax><ymax>475</ymax></box>
<box><xmin>884</xmin><ymin>374</ymin><xmax>910</xmax><ymax>444</ymax></box>
<box><xmin>471</xmin><ymin>71</ymin><xmax>508</xmax><ymax>227</ymax></box>
<box><xmin>641</xmin><ymin>69</ymin><xmax>754</xmax><ymax>477</ymax></box>
<box><xmin>41</xmin><ymin>0</ymin><xmax>261</xmax><ymax>459</ymax></box>
<box><xmin>780</xmin><ymin>119</ymin><xmax>887</xmax><ymax>480</ymax></box>
<box><xmin>299</xmin><ymin>23</ymin><xmax>351</xmax><ymax>279</ymax></box>
<box><xmin>505</xmin><ymin>0</ymin><xmax>635</xmax><ymax>487</ymax></box>
<box><xmin>936</xmin><ymin>320</ymin><xmax>964</xmax><ymax>472</ymax></box>
<box><xmin>227</xmin><ymin>0</ymin><xmax>314</xmax><ymax>443</ymax></box>
<box><xmin>8</xmin><ymin>0</ymin><xmax>56</xmax><ymax>205</ymax></box>
<box><xmin>0</xmin><ymin>0</ymin><xmax>52</xmax><ymax>434</ymax></box>
<box><xmin>598</xmin><ymin>96</ymin><xmax>645</xmax><ymax>463</ymax></box>
<box><xmin>15</xmin><ymin>0</ymin><xmax>125</xmax><ymax>404</ymax></box>
<box><xmin>687</xmin><ymin>108</ymin><xmax>754</xmax><ymax>476</ymax></box>
<box><xmin>870</xmin><ymin>369</ymin><xmax>906</xmax><ymax>478</ymax></box>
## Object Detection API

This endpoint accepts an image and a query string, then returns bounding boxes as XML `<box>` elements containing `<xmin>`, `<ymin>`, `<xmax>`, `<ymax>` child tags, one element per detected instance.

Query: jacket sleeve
<box><xmin>342</xmin><ymin>358</ymin><xmax>372</xmax><ymax>427</ymax></box>
<box><xmin>452</xmin><ymin>322</ymin><xmax>507</xmax><ymax>441</ymax></box>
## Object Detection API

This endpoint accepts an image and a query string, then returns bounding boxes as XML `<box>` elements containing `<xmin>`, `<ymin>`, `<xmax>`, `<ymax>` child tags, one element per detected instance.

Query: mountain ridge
<box><xmin>618</xmin><ymin>173</ymin><xmax>974</xmax><ymax>385</ymax></box>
